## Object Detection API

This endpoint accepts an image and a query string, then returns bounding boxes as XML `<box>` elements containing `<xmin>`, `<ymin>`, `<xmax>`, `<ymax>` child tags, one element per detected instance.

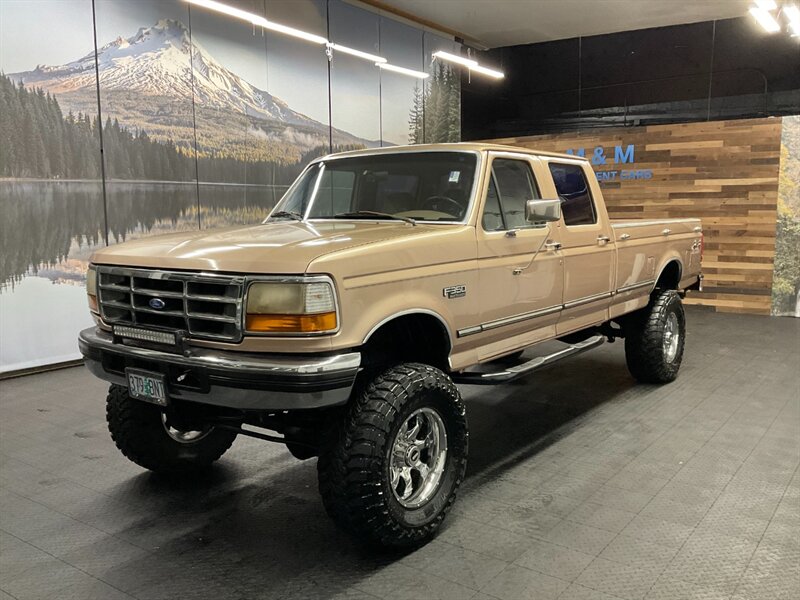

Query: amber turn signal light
<box><xmin>88</xmin><ymin>294</ymin><xmax>99</xmax><ymax>313</ymax></box>
<box><xmin>245</xmin><ymin>312</ymin><xmax>337</xmax><ymax>333</ymax></box>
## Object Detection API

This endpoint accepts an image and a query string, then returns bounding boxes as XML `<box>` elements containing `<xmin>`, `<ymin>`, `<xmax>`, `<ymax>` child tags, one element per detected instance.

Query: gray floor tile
<box><xmin>599</xmin><ymin>534</ymin><xmax>677</xmax><ymax>572</ymax></box>
<box><xmin>576</xmin><ymin>557</ymin><xmax>662</xmax><ymax>600</ymax></box>
<box><xmin>514</xmin><ymin>539</ymin><xmax>594</xmax><ymax>582</ymax></box>
<box><xmin>0</xmin><ymin>309</ymin><xmax>796</xmax><ymax>599</ymax></box>
<box><xmin>481</xmin><ymin>564</ymin><xmax>569</xmax><ymax>600</ymax></box>
<box><xmin>539</xmin><ymin>520</ymin><xmax>617</xmax><ymax>556</ymax></box>
<box><xmin>566</xmin><ymin>501</ymin><xmax>637</xmax><ymax>533</ymax></box>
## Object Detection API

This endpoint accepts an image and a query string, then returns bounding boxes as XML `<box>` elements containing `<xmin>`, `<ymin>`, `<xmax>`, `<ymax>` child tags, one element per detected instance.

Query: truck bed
<box><xmin>609</xmin><ymin>217</ymin><xmax>703</xmax><ymax>316</ymax></box>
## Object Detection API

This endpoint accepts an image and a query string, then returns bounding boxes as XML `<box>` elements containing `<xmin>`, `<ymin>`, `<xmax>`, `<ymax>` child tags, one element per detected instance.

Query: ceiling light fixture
<box><xmin>328</xmin><ymin>43</ymin><xmax>387</xmax><ymax>64</ymax></box>
<box><xmin>185</xmin><ymin>0</ymin><xmax>489</xmax><ymax>78</ymax></box>
<box><xmin>432</xmin><ymin>51</ymin><xmax>478</xmax><ymax>68</ymax></box>
<box><xmin>749</xmin><ymin>6</ymin><xmax>782</xmax><ymax>31</ymax></box>
<box><xmin>469</xmin><ymin>64</ymin><xmax>504</xmax><ymax>79</ymax></box>
<box><xmin>785</xmin><ymin>4</ymin><xmax>800</xmax><ymax>35</ymax></box>
<box><xmin>376</xmin><ymin>63</ymin><xmax>429</xmax><ymax>78</ymax></box>
<box><xmin>185</xmin><ymin>0</ymin><xmax>327</xmax><ymax>44</ymax></box>
<box><xmin>432</xmin><ymin>50</ymin><xmax>504</xmax><ymax>79</ymax></box>
<box><xmin>755</xmin><ymin>0</ymin><xmax>778</xmax><ymax>9</ymax></box>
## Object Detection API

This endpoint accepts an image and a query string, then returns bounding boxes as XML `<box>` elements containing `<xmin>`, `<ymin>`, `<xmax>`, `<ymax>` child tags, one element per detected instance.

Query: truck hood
<box><xmin>91</xmin><ymin>221</ymin><xmax>443</xmax><ymax>274</ymax></box>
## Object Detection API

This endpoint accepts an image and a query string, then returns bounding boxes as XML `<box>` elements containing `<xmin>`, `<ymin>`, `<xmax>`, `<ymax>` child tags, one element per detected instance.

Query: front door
<box><xmin>473</xmin><ymin>153</ymin><xmax>564</xmax><ymax>360</ymax></box>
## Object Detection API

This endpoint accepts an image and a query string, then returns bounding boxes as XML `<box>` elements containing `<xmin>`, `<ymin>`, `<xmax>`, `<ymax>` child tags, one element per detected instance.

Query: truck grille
<box><xmin>96</xmin><ymin>267</ymin><xmax>245</xmax><ymax>342</ymax></box>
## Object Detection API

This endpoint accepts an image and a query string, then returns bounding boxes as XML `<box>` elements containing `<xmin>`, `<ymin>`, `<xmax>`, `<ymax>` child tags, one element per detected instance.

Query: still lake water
<box><xmin>0</xmin><ymin>180</ymin><xmax>285</xmax><ymax>372</ymax></box>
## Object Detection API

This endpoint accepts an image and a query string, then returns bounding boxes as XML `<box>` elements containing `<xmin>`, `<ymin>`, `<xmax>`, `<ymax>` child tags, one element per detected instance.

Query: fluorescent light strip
<box><xmin>432</xmin><ymin>50</ymin><xmax>478</xmax><ymax>68</ymax></box>
<box><xmin>755</xmin><ymin>0</ymin><xmax>777</xmax><ymax>10</ymax></box>
<box><xmin>329</xmin><ymin>43</ymin><xmax>386</xmax><ymax>64</ymax></box>
<box><xmin>433</xmin><ymin>50</ymin><xmax>504</xmax><ymax>79</ymax></box>
<box><xmin>750</xmin><ymin>7</ymin><xmax>781</xmax><ymax>32</ymax></box>
<box><xmin>377</xmin><ymin>63</ymin><xmax>429</xmax><ymax>78</ymax></box>
<box><xmin>785</xmin><ymin>5</ymin><xmax>800</xmax><ymax>35</ymax></box>
<box><xmin>263</xmin><ymin>20</ymin><xmax>327</xmax><ymax>45</ymax></box>
<box><xmin>185</xmin><ymin>0</ymin><xmax>327</xmax><ymax>44</ymax></box>
<box><xmin>469</xmin><ymin>64</ymin><xmax>504</xmax><ymax>79</ymax></box>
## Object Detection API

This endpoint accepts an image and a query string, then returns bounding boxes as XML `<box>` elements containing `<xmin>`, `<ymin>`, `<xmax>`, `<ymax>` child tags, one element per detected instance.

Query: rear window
<box><xmin>548</xmin><ymin>162</ymin><xmax>597</xmax><ymax>226</ymax></box>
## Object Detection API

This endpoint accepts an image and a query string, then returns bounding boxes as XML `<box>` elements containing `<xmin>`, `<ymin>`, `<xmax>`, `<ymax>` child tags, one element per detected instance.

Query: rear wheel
<box><xmin>106</xmin><ymin>385</ymin><xmax>236</xmax><ymax>473</ymax></box>
<box><xmin>624</xmin><ymin>290</ymin><xmax>685</xmax><ymax>383</ymax></box>
<box><xmin>317</xmin><ymin>363</ymin><xmax>468</xmax><ymax>548</ymax></box>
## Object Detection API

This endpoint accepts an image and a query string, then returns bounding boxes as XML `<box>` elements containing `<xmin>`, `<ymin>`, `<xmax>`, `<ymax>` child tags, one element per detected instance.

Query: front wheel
<box><xmin>317</xmin><ymin>363</ymin><xmax>468</xmax><ymax>548</ymax></box>
<box><xmin>624</xmin><ymin>289</ymin><xmax>686</xmax><ymax>383</ymax></box>
<box><xmin>106</xmin><ymin>385</ymin><xmax>237</xmax><ymax>473</ymax></box>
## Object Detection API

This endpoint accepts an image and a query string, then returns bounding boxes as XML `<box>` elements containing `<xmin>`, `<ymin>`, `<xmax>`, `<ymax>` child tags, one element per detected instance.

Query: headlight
<box><xmin>245</xmin><ymin>279</ymin><xmax>338</xmax><ymax>334</ymax></box>
<box><xmin>86</xmin><ymin>265</ymin><xmax>98</xmax><ymax>313</ymax></box>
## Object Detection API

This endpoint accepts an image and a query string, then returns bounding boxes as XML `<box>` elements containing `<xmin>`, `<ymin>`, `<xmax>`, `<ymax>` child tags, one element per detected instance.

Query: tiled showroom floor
<box><xmin>1</xmin><ymin>307</ymin><xmax>798</xmax><ymax>600</ymax></box>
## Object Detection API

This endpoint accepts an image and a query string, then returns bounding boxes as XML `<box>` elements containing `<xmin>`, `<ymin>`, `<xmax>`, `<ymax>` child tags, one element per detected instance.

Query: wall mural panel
<box><xmin>1</xmin><ymin>0</ymin><xmax>103</xmax><ymax>371</ymax></box>
<box><xmin>422</xmin><ymin>32</ymin><xmax>460</xmax><ymax>144</ymax></box>
<box><xmin>262</xmin><ymin>0</ymin><xmax>331</xmax><ymax>204</ymax></box>
<box><xmin>0</xmin><ymin>0</ymin><xmax>462</xmax><ymax>373</ymax></box>
<box><xmin>329</xmin><ymin>0</ymin><xmax>381</xmax><ymax>149</ymax></box>
<box><xmin>773</xmin><ymin>115</ymin><xmax>800</xmax><ymax>317</ymax></box>
<box><xmin>94</xmin><ymin>0</ymin><xmax>201</xmax><ymax>248</ymax></box>
<box><xmin>191</xmin><ymin>0</ymin><xmax>272</xmax><ymax>228</ymax></box>
<box><xmin>379</xmin><ymin>17</ymin><xmax>423</xmax><ymax>146</ymax></box>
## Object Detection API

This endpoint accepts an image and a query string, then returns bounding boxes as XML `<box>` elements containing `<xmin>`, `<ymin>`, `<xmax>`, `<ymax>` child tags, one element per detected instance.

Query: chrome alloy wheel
<box><xmin>663</xmin><ymin>312</ymin><xmax>680</xmax><ymax>363</ymax></box>
<box><xmin>389</xmin><ymin>407</ymin><xmax>448</xmax><ymax>509</ymax></box>
<box><xmin>161</xmin><ymin>413</ymin><xmax>213</xmax><ymax>444</ymax></box>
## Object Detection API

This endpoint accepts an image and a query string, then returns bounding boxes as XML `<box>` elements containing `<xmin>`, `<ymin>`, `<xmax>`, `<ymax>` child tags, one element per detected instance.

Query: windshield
<box><xmin>267</xmin><ymin>152</ymin><xmax>478</xmax><ymax>223</ymax></box>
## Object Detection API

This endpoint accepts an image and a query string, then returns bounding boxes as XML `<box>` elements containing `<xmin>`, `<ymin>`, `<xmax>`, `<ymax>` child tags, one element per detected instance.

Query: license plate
<box><xmin>126</xmin><ymin>369</ymin><xmax>168</xmax><ymax>406</ymax></box>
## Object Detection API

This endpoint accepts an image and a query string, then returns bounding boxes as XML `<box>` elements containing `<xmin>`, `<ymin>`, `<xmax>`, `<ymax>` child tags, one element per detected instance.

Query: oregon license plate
<box><xmin>126</xmin><ymin>369</ymin><xmax>167</xmax><ymax>406</ymax></box>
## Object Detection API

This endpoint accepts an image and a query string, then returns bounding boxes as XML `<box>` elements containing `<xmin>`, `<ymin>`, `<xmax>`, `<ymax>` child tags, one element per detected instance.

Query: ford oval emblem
<box><xmin>149</xmin><ymin>298</ymin><xmax>166</xmax><ymax>310</ymax></box>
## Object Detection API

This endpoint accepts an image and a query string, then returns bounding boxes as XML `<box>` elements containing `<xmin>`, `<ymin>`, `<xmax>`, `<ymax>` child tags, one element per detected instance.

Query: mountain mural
<box><xmin>8</xmin><ymin>19</ymin><xmax>376</xmax><ymax>164</ymax></box>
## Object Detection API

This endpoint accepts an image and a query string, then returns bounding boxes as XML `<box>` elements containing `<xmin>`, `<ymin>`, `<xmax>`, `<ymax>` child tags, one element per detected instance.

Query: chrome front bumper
<box><xmin>78</xmin><ymin>327</ymin><xmax>361</xmax><ymax>410</ymax></box>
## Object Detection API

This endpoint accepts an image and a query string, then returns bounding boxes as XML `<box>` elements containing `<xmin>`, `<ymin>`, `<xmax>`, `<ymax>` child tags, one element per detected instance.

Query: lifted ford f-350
<box><xmin>79</xmin><ymin>143</ymin><xmax>702</xmax><ymax>547</ymax></box>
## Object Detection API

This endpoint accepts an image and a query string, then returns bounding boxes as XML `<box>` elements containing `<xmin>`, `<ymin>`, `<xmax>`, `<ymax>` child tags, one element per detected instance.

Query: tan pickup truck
<box><xmin>79</xmin><ymin>143</ymin><xmax>702</xmax><ymax>547</ymax></box>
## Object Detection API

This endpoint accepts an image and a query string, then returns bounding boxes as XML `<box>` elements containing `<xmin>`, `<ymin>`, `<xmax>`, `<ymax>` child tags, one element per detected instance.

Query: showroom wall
<box><xmin>467</xmin><ymin>14</ymin><xmax>799</xmax><ymax>318</ymax></box>
<box><xmin>485</xmin><ymin>117</ymin><xmax>800</xmax><ymax>317</ymax></box>
<box><xmin>0</xmin><ymin>0</ymin><xmax>462</xmax><ymax>374</ymax></box>
<box><xmin>462</xmin><ymin>15</ymin><xmax>800</xmax><ymax>138</ymax></box>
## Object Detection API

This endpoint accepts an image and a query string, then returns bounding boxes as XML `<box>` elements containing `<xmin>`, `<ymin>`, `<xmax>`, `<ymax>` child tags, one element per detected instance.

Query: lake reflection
<box><xmin>1</xmin><ymin>180</ymin><xmax>285</xmax><ymax>289</ymax></box>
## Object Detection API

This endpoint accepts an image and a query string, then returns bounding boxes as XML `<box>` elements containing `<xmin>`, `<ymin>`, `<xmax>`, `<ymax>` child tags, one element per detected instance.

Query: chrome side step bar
<box><xmin>452</xmin><ymin>335</ymin><xmax>605</xmax><ymax>386</ymax></box>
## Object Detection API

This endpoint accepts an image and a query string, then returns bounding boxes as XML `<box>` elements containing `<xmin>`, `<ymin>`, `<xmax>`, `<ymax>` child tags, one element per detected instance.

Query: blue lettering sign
<box><xmin>614</xmin><ymin>144</ymin><xmax>635</xmax><ymax>164</ymax></box>
<box><xmin>596</xmin><ymin>170</ymin><xmax>619</xmax><ymax>181</ymax></box>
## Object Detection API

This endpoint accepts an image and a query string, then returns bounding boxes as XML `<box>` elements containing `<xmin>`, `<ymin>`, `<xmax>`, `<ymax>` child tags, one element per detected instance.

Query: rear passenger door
<box><xmin>545</xmin><ymin>160</ymin><xmax>616</xmax><ymax>333</ymax></box>
<box><xmin>472</xmin><ymin>153</ymin><xmax>564</xmax><ymax>360</ymax></box>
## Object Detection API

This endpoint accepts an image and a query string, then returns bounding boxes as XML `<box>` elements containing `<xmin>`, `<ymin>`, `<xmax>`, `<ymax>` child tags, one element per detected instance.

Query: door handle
<box><xmin>597</xmin><ymin>235</ymin><xmax>611</xmax><ymax>244</ymax></box>
<box><xmin>544</xmin><ymin>241</ymin><xmax>562</xmax><ymax>251</ymax></box>
<box><xmin>620</xmin><ymin>233</ymin><xmax>631</xmax><ymax>240</ymax></box>
<box><xmin>662</xmin><ymin>228</ymin><xmax>672</xmax><ymax>235</ymax></box>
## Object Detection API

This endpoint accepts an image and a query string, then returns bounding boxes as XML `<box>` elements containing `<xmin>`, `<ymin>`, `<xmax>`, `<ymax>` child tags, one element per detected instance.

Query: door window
<box><xmin>481</xmin><ymin>159</ymin><xmax>540</xmax><ymax>231</ymax></box>
<box><xmin>548</xmin><ymin>162</ymin><xmax>597</xmax><ymax>226</ymax></box>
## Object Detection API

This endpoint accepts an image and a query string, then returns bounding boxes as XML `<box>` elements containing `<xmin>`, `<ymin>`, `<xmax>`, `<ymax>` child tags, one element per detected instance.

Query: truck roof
<box><xmin>317</xmin><ymin>142</ymin><xmax>587</xmax><ymax>162</ymax></box>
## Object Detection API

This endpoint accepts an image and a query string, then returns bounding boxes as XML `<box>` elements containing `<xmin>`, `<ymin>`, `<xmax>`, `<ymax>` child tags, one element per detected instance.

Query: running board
<box><xmin>452</xmin><ymin>335</ymin><xmax>605</xmax><ymax>385</ymax></box>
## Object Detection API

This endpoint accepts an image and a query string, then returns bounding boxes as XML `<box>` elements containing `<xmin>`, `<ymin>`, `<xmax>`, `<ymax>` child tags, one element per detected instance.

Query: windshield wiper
<box><xmin>269</xmin><ymin>210</ymin><xmax>304</xmax><ymax>221</ymax></box>
<box><xmin>333</xmin><ymin>211</ymin><xmax>416</xmax><ymax>225</ymax></box>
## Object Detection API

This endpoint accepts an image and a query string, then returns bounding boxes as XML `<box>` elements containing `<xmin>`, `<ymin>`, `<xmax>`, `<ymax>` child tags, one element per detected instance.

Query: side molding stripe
<box><xmin>456</xmin><ymin>279</ymin><xmax>657</xmax><ymax>338</ymax></box>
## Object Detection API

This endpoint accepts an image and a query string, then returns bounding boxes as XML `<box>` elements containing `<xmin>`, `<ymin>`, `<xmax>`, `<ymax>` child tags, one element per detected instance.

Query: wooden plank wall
<box><xmin>485</xmin><ymin>117</ymin><xmax>783</xmax><ymax>315</ymax></box>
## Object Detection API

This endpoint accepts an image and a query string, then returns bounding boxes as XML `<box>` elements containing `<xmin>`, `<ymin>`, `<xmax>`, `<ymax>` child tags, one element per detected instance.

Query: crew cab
<box><xmin>79</xmin><ymin>143</ymin><xmax>702</xmax><ymax>547</ymax></box>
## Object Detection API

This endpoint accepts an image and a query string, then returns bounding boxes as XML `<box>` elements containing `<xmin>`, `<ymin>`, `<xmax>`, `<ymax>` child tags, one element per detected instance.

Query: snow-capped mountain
<box><xmin>9</xmin><ymin>19</ymin><xmax>374</xmax><ymax>154</ymax></box>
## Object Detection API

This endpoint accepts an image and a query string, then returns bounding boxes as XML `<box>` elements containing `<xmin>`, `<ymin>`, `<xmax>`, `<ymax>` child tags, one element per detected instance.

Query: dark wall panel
<box><xmin>463</xmin><ymin>16</ymin><xmax>800</xmax><ymax>139</ymax></box>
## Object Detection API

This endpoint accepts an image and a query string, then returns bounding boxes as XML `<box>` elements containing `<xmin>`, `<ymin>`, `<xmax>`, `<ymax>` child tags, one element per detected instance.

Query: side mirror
<box><xmin>525</xmin><ymin>199</ymin><xmax>561</xmax><ymax>223</ymax></box>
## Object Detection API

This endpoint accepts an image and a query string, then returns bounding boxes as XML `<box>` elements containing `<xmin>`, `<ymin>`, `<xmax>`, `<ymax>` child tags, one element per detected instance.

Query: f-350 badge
<box><xmin>443</xmin><ymin>285</ymin><xmax>466</xmax><ymax>299</ymax></box>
